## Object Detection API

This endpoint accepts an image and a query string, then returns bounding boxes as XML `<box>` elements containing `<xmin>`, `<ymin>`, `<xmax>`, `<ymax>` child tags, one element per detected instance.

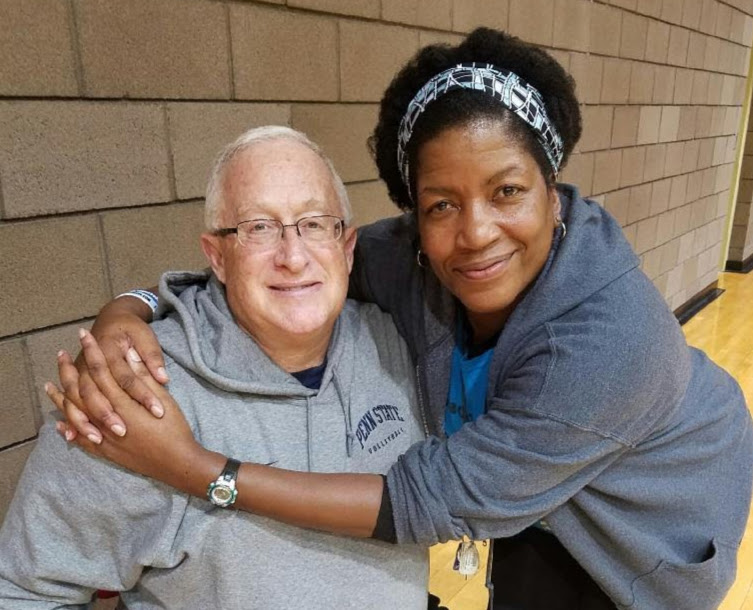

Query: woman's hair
<box><xmin>370</xmin><ymin>28</ymin><xmax>582</xmax><ymax>211</ymax></box>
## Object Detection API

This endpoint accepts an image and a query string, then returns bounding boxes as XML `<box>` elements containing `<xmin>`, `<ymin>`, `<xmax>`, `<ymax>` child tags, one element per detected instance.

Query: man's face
<box><xmin>201</xmin><ymin>140</ymin><xmax>356</xmax><ymax>349</ymax></box>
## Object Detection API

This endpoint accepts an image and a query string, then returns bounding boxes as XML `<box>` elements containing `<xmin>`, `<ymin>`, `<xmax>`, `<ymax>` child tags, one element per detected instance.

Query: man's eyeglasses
<box><xmin>214</xmin><ymin>215</ymin><xmax>345</xmax><ymax>248</ymax></box>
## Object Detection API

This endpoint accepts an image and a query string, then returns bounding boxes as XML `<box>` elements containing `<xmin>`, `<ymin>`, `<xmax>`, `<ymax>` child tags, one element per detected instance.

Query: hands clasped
<box><xmin>45</xmin><ymin>329</ymin><xmax>199</xmax><ymax>484</ymax></box>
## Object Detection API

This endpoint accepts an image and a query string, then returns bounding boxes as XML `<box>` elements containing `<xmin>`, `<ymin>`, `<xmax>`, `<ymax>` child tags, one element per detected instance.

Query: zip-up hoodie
<box><xmin>0</xmin><ymin>272</ymin><xmax>428</xmax><ymax>609</ymax></box>
<box><xmin>351</xmin><ymin>184</ymin><xmax>753</xmax><ymax>609</ymax></box>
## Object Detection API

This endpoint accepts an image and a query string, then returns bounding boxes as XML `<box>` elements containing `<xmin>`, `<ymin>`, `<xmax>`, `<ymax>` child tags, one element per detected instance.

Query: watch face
<box><xmin>209</xmin><ymin>483</ymin><xmax>237</xmax><ymax>507</ymax></box>
<box><xmin>212</xmin><ymin>486</ymin><xmax>233</xmax><ymax>504</ymax></box>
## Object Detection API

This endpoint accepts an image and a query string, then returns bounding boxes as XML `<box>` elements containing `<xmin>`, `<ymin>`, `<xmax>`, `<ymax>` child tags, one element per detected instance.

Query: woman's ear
<box><xmin>200</xmin><ymin>233</ymin><xmax>227</xmax><ymax>284</ymax></box>
<box><xmin>549</xmin><ymin>184</ymin><xmax>561</xmax><ymax>225</ymax></box>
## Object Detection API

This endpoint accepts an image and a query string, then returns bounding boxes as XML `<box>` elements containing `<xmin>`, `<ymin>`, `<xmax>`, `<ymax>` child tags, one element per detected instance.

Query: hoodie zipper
<box><xmin>414</xmin><ymin>362</ymin><xmax>431</xmax><ymax>438</ymax></box>
<box><xmin>417</xmin><ymin>362</ymin><xmax>495</xmax><ymax>607</ymax></box>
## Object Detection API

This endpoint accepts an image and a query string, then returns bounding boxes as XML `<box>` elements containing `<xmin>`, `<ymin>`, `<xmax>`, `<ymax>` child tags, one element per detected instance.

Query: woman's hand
<box><xmin>63</xmin><ymin>293</ymin><xmax>167</xmax><ymax>442</ymax></box>
<box><xmin>47</xmin><ymin>330</ymin><xmax>211</xmax><ymax>495</ymax></box>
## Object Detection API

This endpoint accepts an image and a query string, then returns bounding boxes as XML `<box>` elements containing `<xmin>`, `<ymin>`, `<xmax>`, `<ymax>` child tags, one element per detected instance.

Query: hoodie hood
<box><xmin>152</xmin><ymin>269</ymin><xmax>426</xmax><ymax>469</ymax></box>
<box><xmin>154</xmin><ymin>271</ymin><xmax>341</xmax><ymax>398</ymax></box>
<box><xmin>500</xmin><ymin>183</ymin><xmax>640</xmax><ymax>347</ymax></box>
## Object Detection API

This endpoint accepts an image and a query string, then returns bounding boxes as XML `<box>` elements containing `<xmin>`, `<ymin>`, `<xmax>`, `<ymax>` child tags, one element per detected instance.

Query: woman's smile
<box><xmin>453</xmin><ymin>251</ymin><xmax>515</xmax><ymax>281</ymax></box>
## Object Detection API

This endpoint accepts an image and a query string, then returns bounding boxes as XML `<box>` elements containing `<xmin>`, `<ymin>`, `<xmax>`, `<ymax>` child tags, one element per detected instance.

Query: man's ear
<box><xmin>343</xmin><ymin>226</ymin><xmax>357</xmax><ymax>273</ymax></box>
<box><xmin>200</xmin><ymin>233</ymin><xmax>227</xmax><ymax>283</ymax></box>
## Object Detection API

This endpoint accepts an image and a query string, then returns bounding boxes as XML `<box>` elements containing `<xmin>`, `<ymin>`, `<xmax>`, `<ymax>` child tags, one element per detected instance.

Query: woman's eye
<box><xmin>499</xmin><ymin>186</ymin><xmax>519</xmax><ymax>198</ymax></box>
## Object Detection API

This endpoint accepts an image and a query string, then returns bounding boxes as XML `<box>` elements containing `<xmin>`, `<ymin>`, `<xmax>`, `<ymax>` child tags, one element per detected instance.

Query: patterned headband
<box><xmin>396</xmin><ymin>63</ymin><xmax>564</xmax><ymax>192</ymax></box>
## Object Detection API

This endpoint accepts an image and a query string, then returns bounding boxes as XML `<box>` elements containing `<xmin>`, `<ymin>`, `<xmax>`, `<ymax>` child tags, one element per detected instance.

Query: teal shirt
<box><xmin>444</xmin><ymin>319</ymin><xmax>495</xmax><ymax>436</ymax></box>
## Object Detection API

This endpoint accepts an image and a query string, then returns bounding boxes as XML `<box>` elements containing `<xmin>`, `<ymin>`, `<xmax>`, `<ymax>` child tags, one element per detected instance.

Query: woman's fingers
<box><xmin>78</xmin><ymin>370</ymin><xmax>126</xmax><ymax>437</ymax></box>
<box><xmin>66</xmin><ymin>343</ymin><xmax>126</xmax><ymax>437</ymax></box>
<box><xmin>96</xmin><ymin>332</ymin><xmax>166</xmax><ymax>417</ymax></box>
<box><xmin>54</xmin><ymin>408</ymin><xmax>104</xmax><ymax>457</ymax></box>
<box><xmin>125</xmin><ymin>348</ymin><xmax>165</xmax><ymax>417</ymax></box>
<box><xmin>45</xmin><ymin>380</ymin><xmax>104</xmax><ymax>445</ymax></box>
<box><xmin>139</xmin><ymin>345</ymin><xmax>170</xmax><ymax>385</ymax></box>
<box><xmin>77</xmin><ymin>329</ymin><xmax>137</xmax><ymax>434</ymax></box>
<box><xmin>51</xmin><ymin>353</ymin><xmax>106</xmax><ymax>443</ymax></box>
<box><xmin>45</xmin><ymin>382</ymin><xmax>79</xmax><ymax>443</ymax></box>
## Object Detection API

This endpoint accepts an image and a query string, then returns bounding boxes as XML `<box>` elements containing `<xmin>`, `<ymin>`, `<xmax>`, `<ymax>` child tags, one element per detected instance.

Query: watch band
<box><xmin>207</xmin><ymin>458</ymin><xmax>241</xmax><ymax>507</ymax></box>
<box><xmin>220</xmin><ymin>457</ymin><xmax>241</xmax><ymax>482</ymax></box>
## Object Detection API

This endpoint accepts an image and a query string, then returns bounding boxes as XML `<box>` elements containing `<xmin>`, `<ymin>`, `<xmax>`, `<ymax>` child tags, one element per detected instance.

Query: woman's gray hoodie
<box><xmin>351</xmin><ymin>184</ymin><xmax>753</xmax><ymax>610</ymax></box>
<box><xmin>0</xmin><ymin>273</ymin><xmax>428</xmax><ymax>609</ymax></box>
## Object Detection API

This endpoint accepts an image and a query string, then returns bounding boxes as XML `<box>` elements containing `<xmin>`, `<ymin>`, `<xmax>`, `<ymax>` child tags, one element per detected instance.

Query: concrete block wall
<box><xmin>559</xmin><ymin>0</ymin><xmax>753</xmax><ymax>310</ymax></box>
<box><xmin>1</xmin><ymin>0</ymin><xmax>752</xmax><ymax>523</ymax></box>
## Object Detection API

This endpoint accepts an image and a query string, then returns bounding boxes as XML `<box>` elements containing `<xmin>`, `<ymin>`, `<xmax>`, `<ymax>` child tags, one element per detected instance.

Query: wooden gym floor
<box><xmin>429</xmin><ymin>269</ymin><xmax>753</xmax><ymax>609</ymax></box>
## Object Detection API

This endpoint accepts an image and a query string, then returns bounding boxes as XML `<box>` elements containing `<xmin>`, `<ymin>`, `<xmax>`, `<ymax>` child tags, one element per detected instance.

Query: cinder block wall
<box><xmin>1</xmin><ymin>0</ymin><xmax>752</xmax><ymax>520</ymax></box>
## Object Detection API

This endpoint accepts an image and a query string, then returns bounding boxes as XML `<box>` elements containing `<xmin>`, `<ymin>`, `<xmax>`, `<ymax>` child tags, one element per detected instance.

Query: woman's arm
<box><xmin>48</xmin><ymin>330</ymin><xmax>385</xmax><ymax>538</ymax></box>
<box><xmin>55</xmin><ymin>328</ymin><xmax>630</xmax><ymax>548</ymax></box>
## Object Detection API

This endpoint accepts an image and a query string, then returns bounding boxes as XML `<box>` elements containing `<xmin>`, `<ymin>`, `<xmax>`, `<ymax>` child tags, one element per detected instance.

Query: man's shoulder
<box><xmin>341</xmin><ymin>299</ymin><xmax>397</xmax><ymax>333</ymax></box>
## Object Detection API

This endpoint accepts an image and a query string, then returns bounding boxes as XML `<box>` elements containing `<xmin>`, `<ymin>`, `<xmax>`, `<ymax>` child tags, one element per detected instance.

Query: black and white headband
<box><xmin>396</xmin><ymin>63</ymin><xmax>564</xmax><ymax>192</ymax></box>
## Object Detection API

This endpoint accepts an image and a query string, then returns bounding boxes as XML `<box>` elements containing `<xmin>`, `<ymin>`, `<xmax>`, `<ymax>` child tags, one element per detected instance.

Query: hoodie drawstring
<box><xmin>333</xmin><ymin>371</ymin><xmax>355</xmax><ymax>458</ymax></box>
<box><xmin>305</xmin><ymin>396</ymin><xmax>313</xmax><ymax>470</ymax></box>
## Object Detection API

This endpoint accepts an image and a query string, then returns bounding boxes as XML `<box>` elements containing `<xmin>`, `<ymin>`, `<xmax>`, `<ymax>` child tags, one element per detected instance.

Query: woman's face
<box><xmin>415</xmin><ymin>120</ymin><xmax>560</xmax><ymax>341</ymax></box>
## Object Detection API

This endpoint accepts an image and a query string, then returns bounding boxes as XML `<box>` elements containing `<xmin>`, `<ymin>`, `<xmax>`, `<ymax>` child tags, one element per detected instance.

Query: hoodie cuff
<box><xmin>371</xmin><ymin>475</ymin><xmax>397</xmax><ymax>543</ymax></box>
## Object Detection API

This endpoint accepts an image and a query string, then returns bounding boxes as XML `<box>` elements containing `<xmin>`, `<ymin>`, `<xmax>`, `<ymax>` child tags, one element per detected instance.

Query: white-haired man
<box><xmin>0</xmin><ymin>127</ymin><xmax>428</xmax><ymax>608</ymax></box>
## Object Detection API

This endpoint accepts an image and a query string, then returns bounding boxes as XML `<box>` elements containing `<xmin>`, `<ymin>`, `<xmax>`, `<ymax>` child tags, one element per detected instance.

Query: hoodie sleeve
<box><xmin>382</xmin><ymin>312</ymin><xmax>684</xmax><ymax>544</ymax></box>
<box><xmin>349</xmin><ymin>216</ymin><xmax>417</xmax><ymax>309</ymax></box>
<box><xmin>349</xmin><ymin>216</ymin><xmax>430</xmax><ymax>361</ymax></box>
<box><xmin>0</xmin><ymin>423</ymin><xmax>187</xmax><ymax>608</ymax></box>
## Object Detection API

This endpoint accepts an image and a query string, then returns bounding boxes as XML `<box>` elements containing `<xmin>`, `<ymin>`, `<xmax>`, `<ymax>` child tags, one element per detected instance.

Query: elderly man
<box><xmin>0</xmin><ymin>126</ymin><xmax>428</xmax><ymax>608</ymax></box>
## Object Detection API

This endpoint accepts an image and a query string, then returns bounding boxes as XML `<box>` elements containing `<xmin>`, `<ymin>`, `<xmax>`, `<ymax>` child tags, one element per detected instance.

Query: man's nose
<box><xmin>273</xmin><ymin>226</ymin><xmax>309</xmax><ymax>271</ymax></box>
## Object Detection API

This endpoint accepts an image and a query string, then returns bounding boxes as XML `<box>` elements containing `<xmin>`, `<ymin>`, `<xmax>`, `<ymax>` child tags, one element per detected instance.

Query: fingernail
<box><xmin>150</xmin><ymin>402</ymin><xmax>164</xmax><ymax>418</ymax></box>
<box><xmin>65</xmin><ymin>429</ymin><xmax>75</xmax><ymax>442</ymax></box>
<box><xmin>57</xmin><ymin>350</ymin><xmax>66</xmax><ymax>360</ymax></box>
<box><xmin>55</xmin><ymin>421</ymin><xmax>64</xmax><ymax>434</ymax></box>
<box><xmin>87</xmin><ymin>434</ymin><xmax>102</xmax><ymax>445</ymax></box>
<box><xmin>78</xmin><ymin>328</ymin><xmax>87</xmax><ymax>339</ymax></box>
<box><xmin>157</xmin><ymin>367</ymin><xmax>168</xmax><ymax>381</ymax></box>
<box><xmin>111</xmin><ymin>424</ymin><xmax>126</xmax><ymax>437</ymax></box>
<box><xmin>44</xmin><ymin>382</ymin><xmax>52</xmax><ymax>395</ymax></box>
<box><xmin>127</xmin><ymin>348</ymin><xmax>142</xmax><ymax>363</ymax></box>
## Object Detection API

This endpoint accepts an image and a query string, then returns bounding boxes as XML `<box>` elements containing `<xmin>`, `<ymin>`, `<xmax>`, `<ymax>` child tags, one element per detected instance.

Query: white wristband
<box><xmin>116</xmin><ymin>289</ymin><xmax>158</xmax><ymax>314</ymax></box>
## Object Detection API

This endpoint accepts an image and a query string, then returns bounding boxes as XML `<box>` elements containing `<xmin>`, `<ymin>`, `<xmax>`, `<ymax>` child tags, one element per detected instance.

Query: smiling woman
<box><xmin>48</xmin><ymin>28</ymin><xmax>753</xmax><ymax>610</ymax></box>
<box><xmin>414</xmin><ymin>122</ymin><xmax>561</xmax><ymax>341</ymax></box>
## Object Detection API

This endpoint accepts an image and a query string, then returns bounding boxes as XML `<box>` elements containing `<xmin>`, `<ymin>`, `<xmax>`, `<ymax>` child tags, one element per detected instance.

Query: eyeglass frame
<box><xmin>213</xmin><ymin>215</ymin><xmax>346</xmax><ymax>248</ymax></box>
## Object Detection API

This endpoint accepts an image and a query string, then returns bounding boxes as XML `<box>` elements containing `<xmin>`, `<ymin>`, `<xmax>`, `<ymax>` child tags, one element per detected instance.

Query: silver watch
<box><xmin>207</xmin><ymin>458</ymin><xmax>241</xmax><ymax>507</ymax></box>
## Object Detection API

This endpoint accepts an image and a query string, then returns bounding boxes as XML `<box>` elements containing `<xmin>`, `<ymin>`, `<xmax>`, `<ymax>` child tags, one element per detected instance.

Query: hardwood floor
<box><xmin>429</xmin><ymin>270</ymin><xmax>753</xmax><ymax>609</ymax></box>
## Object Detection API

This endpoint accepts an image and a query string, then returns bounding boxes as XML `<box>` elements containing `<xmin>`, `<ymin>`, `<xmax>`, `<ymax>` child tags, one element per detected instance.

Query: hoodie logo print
<box><xmin>355</xmin><ymin>404</ymin><xmax>405</xmax><ymax>451</ymax></box>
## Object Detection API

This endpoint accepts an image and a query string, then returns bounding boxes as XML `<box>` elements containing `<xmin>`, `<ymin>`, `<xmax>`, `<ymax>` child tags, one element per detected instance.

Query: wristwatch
<box><xmin>207</xmin><ymin>458</ymin><xmax>241</xmax><ymax>507</ymax></box>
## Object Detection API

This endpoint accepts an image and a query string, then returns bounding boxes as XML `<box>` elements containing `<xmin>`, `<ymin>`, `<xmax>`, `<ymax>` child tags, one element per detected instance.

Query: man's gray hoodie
<box><xmin>0</xmin><ymin>273</ymin><xmax>428</xmax><ymax>609</ymax></box>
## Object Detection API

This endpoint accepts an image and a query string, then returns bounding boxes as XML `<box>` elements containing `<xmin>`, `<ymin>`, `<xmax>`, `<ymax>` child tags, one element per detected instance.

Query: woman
<box><xmin>50</xmin><ymin>29</ymin><xmax>753</xmax><ymax>609</ymax></box>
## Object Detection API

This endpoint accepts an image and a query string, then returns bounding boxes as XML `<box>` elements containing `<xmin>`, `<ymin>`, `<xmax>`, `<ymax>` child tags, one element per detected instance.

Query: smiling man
<box><xmin>0</xmin><ymin>126</ymin><xmax>428</xmax><ymax>609</ymax></box>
